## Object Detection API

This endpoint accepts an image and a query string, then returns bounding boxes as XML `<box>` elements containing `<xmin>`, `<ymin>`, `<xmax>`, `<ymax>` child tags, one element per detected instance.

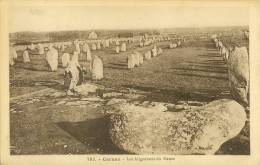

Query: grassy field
<box><xmin>9</xmin><ymin>35</ymin><xmax>250</xmax><ymax>155</ymax></box>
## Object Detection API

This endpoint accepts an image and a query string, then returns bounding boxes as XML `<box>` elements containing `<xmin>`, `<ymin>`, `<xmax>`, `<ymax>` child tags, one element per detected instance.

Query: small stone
<box><xmin>123</xmin><ymin>93</ymin><xmax>142</xmax><ymax>99</ymax></box>
<box><xmin>90</xmin><ymin>104</ymin><xmax>101</xmax><ymax>108</ymax></box>
<box><xmin>118</xmin><ymin>89</ymin><xmax>129</xmax><ymax>93</ymax></box>
<box><xmin>189</xmin><ymin>106</ymin><xmax>200</xmax><ymax>109</ymax></box>
<box><xmin>187</xmin><ymin>101</ymin><xmax>205</xmax><ymax>106</ymax></box>
<box><xmin>175</xmin><ymin>105</ymin><xmax>184</xmax><ymax>110</ymax></box>
<box><xmin>106</xmin><ymin>98</ymin><xmax>127</xmax><ymax>105</ymax></box>
<box><xmin>103</xmin><ymin>92</ymin><xmax>123</xmax><ymax>98</ymax></box>
<box><xmin>28</xmin><ymin>100</ymin><xmax>35</xmax><ymax>104</ymax></box>
<box><xmin>177</xmin><ymin>101</ymin><xmax>187</xmax><ymax>105</ymax></box>
<box><xmin>66</xmin><ymin>90</ymin><xmax>74</xmax><ymax>96</ymax></box>
<box><xmin>74</xmin><ymin>83</ymin><xmax>99</xmax><ymax>95</ymax></box>
<box><xmin>75</xmin><ymin>100</ymin><xmax>90</xmax><ymax>105</ymax></box>
<box><xmin>50</xmin><ymin>91</ymin><xmax>66</xmax><ymax>97</ymax></box>
<box><xmin>64</xmin><ymin>145</ymin><xmax>67</xmax><ymax>148</ymax></box>
<box><xmin>183</xmin><ymin>106</ymin><xmax>189</xmax><ymax>110</ymax></box>
<box><xmin>141</xmin><ymin>101</ymin><xmax>150</xmax><ymax>107</ymax></box>
<box><xmin>166</xmin><ymin>103</ymin><xmax>175</xmax><ymax>109</ymax></box>
<box><xmin>81</xmin><ymin>97</ymin><xmax>100</xmax><ymax>101</ymax></box>
<box><xmin>56</xmin><ymin>100</ymin><xmax>66</xmax><ymax>105</ymax></box>
<box><xmin>77</xmin><ymin>105</ymin><xmax>86</xmax><ymax>108</ymax></box>
<box><xmin>151</xmin><ymin>103</ymin><xmax>167</xmax><ymax>112</ymax></box>
<box><xmin>65</xmin><ymin>102</ymin><xmax>77</xmax><ymax>106</ymax></box>
<box><xmin>132</xmin><ymin>101</ymin><xmax>140</xmax><ymax>105</ymax></box>
<box><xmin>150</xmin><ymin>102</ymin><xmax>161</xmax><ymax>106</ymax></box>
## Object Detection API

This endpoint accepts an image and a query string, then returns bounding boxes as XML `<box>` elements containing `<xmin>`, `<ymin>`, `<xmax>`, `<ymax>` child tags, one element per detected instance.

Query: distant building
<box><xmin>88</xmin><ymin>31</ymin><xmax>98</xmax><ymax>39</ymax></box>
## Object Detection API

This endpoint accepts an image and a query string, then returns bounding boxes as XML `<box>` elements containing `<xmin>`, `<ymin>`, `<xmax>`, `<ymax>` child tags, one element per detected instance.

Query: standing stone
<box><xmin>144</xmin><ymin>51</ymin><xmax>151</xmax><ymax>60</ymax></box>
<box><xmin>71</xmin><ymin>51</ymin><xmax>80</xmax><ymax>66</ymax></box>
<box><xmin>105</xmin><ymin>40</ymin><xmax>110</xmax><ymax>47</ymax></box>
<box><xmin>10</xmin><ymin>47</ymin><xmax>17</xmax><ymax>59</ymax></box>
<box><xmin>38</xmin><ymin>43</ymin><xmax>44</xmax><ymax>55</ymax></box>
<box><xmin>218</xmin><ymin>42</ymin><xmax>223</xmax><ymax>49</ymax></box>
<box><xmin>62</xmin><ymin>53</ymin><xmax>70</xmax><ymax>67</ymax></box>
<box><xmin>10</xmin><ymin>54</ymin><xmax>15</xmax><ymax>65</ymax></box>
<box><xmin>170</xmin><ymin>43</ymin><xmax>174</xmax><ymax>49</ymax></box>
<box><xmin>48</xmin><ymin>43</ymin><xmax>53</xmax><ymax>49</ymax></box>
<box><xmin>228</xmin><ymin>46</ymin><xmax>249</xmax><ymax>106</ymax></box>
<box><xmin>220</xmin><ymin>46</ymin><xmax>227</xmax><ymax>56</ymax></box>
<box><xmin>46</xmin><ymin>47</ymin><xmax>58</xmax><ymax>71</ymax></box>
<box><xmin>74</xmin><ymin>40</ymin><xmax>80</xmax><ymax>54</ymax></box>
<box><xmin>86</xmin><ymin>49</ymin><xmax>92</xmax><ymax>62</ymax></box>
<box><xmin>91</xmin><ymin>43</ymin><xmax>97</xmax><ymax>51</ymax></box>
<box><xmin>215</xmin><ymin>42</ymin><xmax>219</xmax><ymax>49</ymax></box>
<box><xmin>151</xmin><ymin>46</ymin><xmax>157</xmax><ymax>57</ymax></box>
<box><xmin>29</xmin><ymin>43</ymin><xmax>36</xmax><ymax>50</ymax></box>
<box><xmin>68</xmin><ymin>60</ymin><xmax>79</xmax><ymax>91</ymax></box>
<box><xmin>83</xmin><ymin>43</ymin><xmax>90</xmax><ymax>53</ymax></box>
<box><xmin>138</xmin><ymin>53</ymin><xmax>143</xmax><ymax>65</ymax></box>
<box><xmin>144</xmin><ymin>40</ymin><xmax>150</xmax><ymax>46</ymax></box>
<box><xmin>23</xmin><ymin>50</ymin><xmax>30</xmax><ymax>63</ymax></box>
<box><xmin>109</xmin><ymin>99</ymin><xmax>246</xmax><ymax>155</ymax></box>
<box><xmin>121</xmin><ymin>43</ymin><xmax>126</xmax><ymax>52</ymax></box>
<box><xmin>139</xmin><ymin>42</ymin><xmax>144</xmax><ymax>47</ymax></box>
<box><xmin>133</xmin><ymin>52</ymin><xmax>140</xmax><ymax>67</ymax></box>
<box><xmin>116</xmin><ymin>46</ymin><xmax>120</xmax><ymax>54</ymax></box>
<box><xmin>127</xmin><ymin>54</ymin><xmax>135</xmax><ymax>69</ymax></box>
<box><xmin>90</xmin><ymin>55</ymin><xmax>103</xmax><ymax>80</ymax></box>
<box><xmin>61</xmin><ymin>43</ymin><xmax>65</xmax><ymax>52</ymax></box>
<box><xmin>224</xmin><ymin>49</ymin><xmax>230</xmax><ymax>61</ymax></box>
<box><xmin>116</xmin><ymin>40</ymin><xmax>120</xmax><ymax>46</ymax></box>
<box><xmin>97</xmin><ymin>42</ymin><xmax>101</xmax><ymax>50</ymax></box>
<box><xmin>157</xmin><ymin>48</ymin><xmax>163</xmax><ymax>55</ymax></box>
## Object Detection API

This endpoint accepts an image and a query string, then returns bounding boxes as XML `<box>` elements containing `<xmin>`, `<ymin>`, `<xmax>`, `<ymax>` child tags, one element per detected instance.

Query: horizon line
<box><xmin>10</xmin><ymin>25</ymin><xmax>249</xmax><ymax>34</ymax></box>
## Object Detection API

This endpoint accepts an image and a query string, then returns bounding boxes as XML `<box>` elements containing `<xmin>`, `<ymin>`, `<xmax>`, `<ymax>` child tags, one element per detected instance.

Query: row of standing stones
<box><xmin>108</xmin><ymin>40</ymin><xmax>249</xmax><ymax>155</ymax></box>
<box><xmin>10</xmin><ymin>38</ymin><xmax>249</xmax><ymax>155</ymax></box>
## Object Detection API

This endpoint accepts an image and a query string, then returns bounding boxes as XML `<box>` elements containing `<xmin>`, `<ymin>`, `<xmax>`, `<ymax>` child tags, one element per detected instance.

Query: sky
<box><xmin>9</xmin><ymin>5</ymin><xmax>249</xmax><ymax>33</ymax></box>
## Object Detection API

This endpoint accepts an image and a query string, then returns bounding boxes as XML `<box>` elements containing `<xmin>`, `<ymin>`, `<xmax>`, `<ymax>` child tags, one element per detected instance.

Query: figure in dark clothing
<box><xmin>77</xmin><ymin>66</ymin><xmax>83</xmax><ymax>86</ymax></box>
<box><xmin>82</xmin><ymin>67</ymin><xmax>87</xmax><ymax>84</ymax></box>
<box><xmin>64</xmin><ymin>67</ymin><xmax>72</xmax><ymax>90</ymax></box>
<box><xmin>77</xmin><ymin>66</ymin><xmax>88</xmax><ymax>85</ymax></box>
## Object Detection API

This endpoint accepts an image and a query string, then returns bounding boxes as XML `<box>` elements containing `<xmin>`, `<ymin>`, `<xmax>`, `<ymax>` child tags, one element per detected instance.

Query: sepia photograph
<box><xmin>1</xmin><ymin>0</ymin><xmax>260</xmax><ymax>164</ymax></box>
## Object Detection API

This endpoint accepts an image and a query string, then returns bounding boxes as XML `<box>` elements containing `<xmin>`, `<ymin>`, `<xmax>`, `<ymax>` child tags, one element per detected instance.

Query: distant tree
<box><xmin>118</xmin><ymin>32</ymin><xmax>134</xmax><ymax>38</ymax></box>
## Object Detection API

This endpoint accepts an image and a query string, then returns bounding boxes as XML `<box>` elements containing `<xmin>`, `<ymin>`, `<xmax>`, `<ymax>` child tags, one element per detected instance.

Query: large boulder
<box><xmin>109</xmin><ymin>99</ymin><xmax>246</xmax><ymax>155</ymax></box>
<box><xmin>228</xmin><ymin>47</ymin><xmax>249</xmax><ymax>106</ymax></box>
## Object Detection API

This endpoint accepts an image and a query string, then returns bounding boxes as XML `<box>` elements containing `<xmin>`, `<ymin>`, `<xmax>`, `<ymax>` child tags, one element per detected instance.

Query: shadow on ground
<box><xmin>55</xmin><ymin>115</ymin><xmax>130</xmax><ymax>154</ymax></box>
